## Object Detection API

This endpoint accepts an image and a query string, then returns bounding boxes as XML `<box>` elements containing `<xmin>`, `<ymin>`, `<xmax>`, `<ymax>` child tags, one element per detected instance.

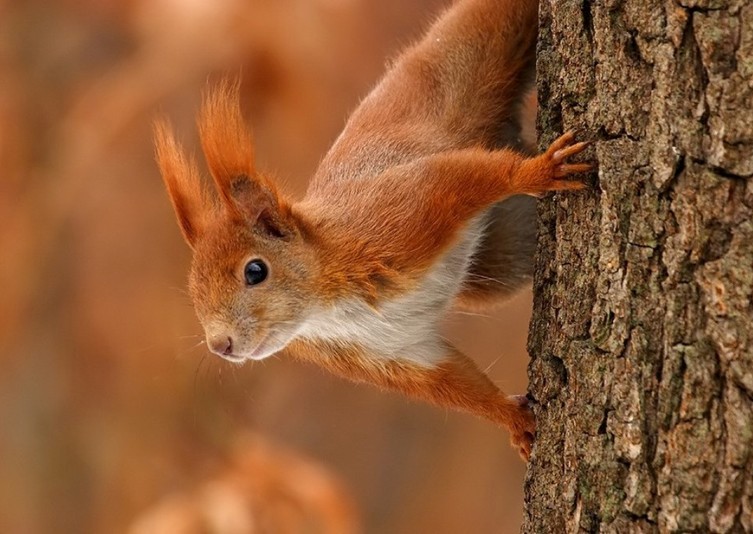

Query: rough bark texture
<box><xmin>525</xmin><ymin>1</ymin><xmax>753</xmax><ymax>532</ymax></box>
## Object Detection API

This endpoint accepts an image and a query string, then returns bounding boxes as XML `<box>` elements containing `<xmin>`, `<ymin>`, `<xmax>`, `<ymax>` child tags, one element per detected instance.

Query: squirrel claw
<box><xmin>546</xmin><ymin>131</ymin><xmax>591</xmax><ymax>174</ymax></box>
<box><xmin>553</xmin><ymin>140</ymin><xmax>590</xmax><ymax>164</ymax></box>
<box><xmin>547</xmin><ymin>130</ymin><xmax>575</xmax><ymax>153</ymax></box>
<box><xmin>546</xmin><ymin>130</ymin><xmax>591</xmax><ymax>165</ymax></box>
<box><xmin>555</xmin><ymin>162</ymin><xmax>593</xmax><ymax>177</ymax></box>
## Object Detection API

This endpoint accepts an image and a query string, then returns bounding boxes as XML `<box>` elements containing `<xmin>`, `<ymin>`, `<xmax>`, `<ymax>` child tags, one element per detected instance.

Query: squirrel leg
<box><xmin>319</xmin><ymin>132</ymin><xmax>592</xmax><ymax>280</ymax></box>
<box><xmin>455</xmin><ymin>132</ymin><xmax>594</xmax><ymax>310</ymax></box>
<box><xmin>291</xmin><ymin>339</ymin><xmax>535</xmax><ymax>459</ymax></box>
<box><xmin>421</xmin><ymin>346</ymin><xmax>535</xmax><ymax>460</ymax></box>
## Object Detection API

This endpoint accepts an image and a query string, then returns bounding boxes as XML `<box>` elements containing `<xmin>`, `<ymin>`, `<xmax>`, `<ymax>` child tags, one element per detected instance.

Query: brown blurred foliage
<box><xmin>128</xmin><ymin>433</ymin><xmax>358</xmax><ymax>534</ymax></box>
<box><xmin>0</xmin><ymin>0</ymin><xmax>532</xmax><ymax>532</ymax></box>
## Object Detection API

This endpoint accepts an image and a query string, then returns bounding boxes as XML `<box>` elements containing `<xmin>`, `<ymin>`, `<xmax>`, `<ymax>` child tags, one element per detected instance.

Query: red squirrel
<box><xmin>155</xmin><ymin>0</ymin><xmax>591</xmax><ymax>459</ymax></box>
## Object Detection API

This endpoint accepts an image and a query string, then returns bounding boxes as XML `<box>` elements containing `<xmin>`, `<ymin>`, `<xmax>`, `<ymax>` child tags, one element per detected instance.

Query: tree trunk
<box><xmin>525</xmin><ymin>1</ymin><xmax>753</xmax><ymax>532</ymax></box>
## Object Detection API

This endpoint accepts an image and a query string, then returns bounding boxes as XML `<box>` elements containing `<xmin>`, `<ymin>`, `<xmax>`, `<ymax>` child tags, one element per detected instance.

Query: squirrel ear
<box><xmin>198</xmin><ymin>79</ymin><xmax>295</xmax><ymax>237</ymax></box>
<box><xmin>154</xmin><ymin>118</ymin><xmax>210</xmax><ymax>249</ymax></box>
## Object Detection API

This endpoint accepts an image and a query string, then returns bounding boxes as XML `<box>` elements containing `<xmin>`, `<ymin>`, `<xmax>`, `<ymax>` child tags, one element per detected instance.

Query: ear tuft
<box><xmin>154</xmin><ymin>118</ymin><xmax>211</xmax><ymax>248</ymax></box>
<box><xmin>198</xmin><ymin>78</ymin><xmax>295</xmax><ymax>236</ymax></box>
<box><xmin>198</xmin><ymin>78</ymin><xmax>258</xmax><ymax>210</ymax></box>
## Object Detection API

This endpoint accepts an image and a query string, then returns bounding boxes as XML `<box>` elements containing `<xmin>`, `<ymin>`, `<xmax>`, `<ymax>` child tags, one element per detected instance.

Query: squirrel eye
<box><xmin>244</xmin><ymin>259</ymin><xmax>268</xmax><ymax>286</ymax></box>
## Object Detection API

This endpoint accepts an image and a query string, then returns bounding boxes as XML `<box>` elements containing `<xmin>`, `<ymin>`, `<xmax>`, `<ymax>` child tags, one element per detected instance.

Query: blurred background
<box><xmin>0</xmin><ymin>0</ymin><xmax>533</xmax><ymax>532</ymax></box>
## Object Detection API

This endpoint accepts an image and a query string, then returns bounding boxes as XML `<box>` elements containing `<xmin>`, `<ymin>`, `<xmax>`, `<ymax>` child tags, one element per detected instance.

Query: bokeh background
<box><xmin>0</xmin><ymin>0</ymin><xmax>533</xmax><ymax>532</ymax></box>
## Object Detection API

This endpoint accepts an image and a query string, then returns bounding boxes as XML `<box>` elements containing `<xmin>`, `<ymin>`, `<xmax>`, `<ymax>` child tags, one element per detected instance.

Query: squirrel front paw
<box><xmin>547</xmin><ymin>131</ymin><xmax>593</xmax><ymax>178</ymax></box>
<box><xmin>507</xmin><ymin>394</ymin><xmax>536</xmax><ymax>461</ymax></box>
<box><xmin>519</xmin><ymin>131</ymin><xmax>593</xmax><ymax>197</ymax></box>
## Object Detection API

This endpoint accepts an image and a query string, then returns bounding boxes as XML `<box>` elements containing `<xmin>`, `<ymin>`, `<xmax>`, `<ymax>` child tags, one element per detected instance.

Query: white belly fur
<box><xmin>297</xmin><ymin>216</ymin><xmax>487</xmax><ymax>367</ymax></box>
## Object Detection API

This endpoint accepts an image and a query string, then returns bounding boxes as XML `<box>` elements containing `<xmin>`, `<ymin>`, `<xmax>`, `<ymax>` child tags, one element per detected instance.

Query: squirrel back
<box><xmin>303</xmin><ymin>0</ymin><xmax>540</xmax><ymax>307</ymax></box>
<box><xmin>309</xmin><ymin>0</ymin><xmax>537</xmax><ymax>190</ymax></box>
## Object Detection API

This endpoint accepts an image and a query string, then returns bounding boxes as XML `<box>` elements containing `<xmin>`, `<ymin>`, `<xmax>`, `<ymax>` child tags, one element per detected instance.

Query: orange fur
<box><xmin>300</xmin><ymin>143</ymin><xmax>584</xmax><ymax>301</ymax></box>
<box><xmin>153</xmin><ymin>119</ymin><xmax>212</xmax><ymax>248</ymax></box>
<box><xmin>155</xmin><ymin>0</ymin><xmax>593</xmax><ymax>460</ymax></box>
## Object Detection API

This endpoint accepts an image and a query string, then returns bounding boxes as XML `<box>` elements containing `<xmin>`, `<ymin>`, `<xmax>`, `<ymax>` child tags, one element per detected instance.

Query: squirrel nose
<box><xmin>208</xmin><ymin>336</ymin><xmax>233</xmax><ymax>357</ymax></box>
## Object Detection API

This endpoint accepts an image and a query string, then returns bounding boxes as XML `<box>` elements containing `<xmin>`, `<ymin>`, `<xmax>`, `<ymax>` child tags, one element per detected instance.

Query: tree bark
<box><xmin>525</xmin><ymin>1</ymin><xmax>753</xmax><ymax>532</ymax></box>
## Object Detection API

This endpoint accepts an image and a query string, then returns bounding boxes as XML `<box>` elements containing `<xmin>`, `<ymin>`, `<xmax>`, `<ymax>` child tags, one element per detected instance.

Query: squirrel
<box><xmin>155</xmin><ymin>0</ymin><xmax>591</xmax><ymax>460</ymax></box>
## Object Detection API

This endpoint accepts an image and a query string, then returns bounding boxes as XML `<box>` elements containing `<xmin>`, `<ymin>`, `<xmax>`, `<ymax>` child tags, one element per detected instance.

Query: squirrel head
<box><xmin>155</xmin><ymin>81</ymin><xmax>318</xmax><ymax>362</ymax></box>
